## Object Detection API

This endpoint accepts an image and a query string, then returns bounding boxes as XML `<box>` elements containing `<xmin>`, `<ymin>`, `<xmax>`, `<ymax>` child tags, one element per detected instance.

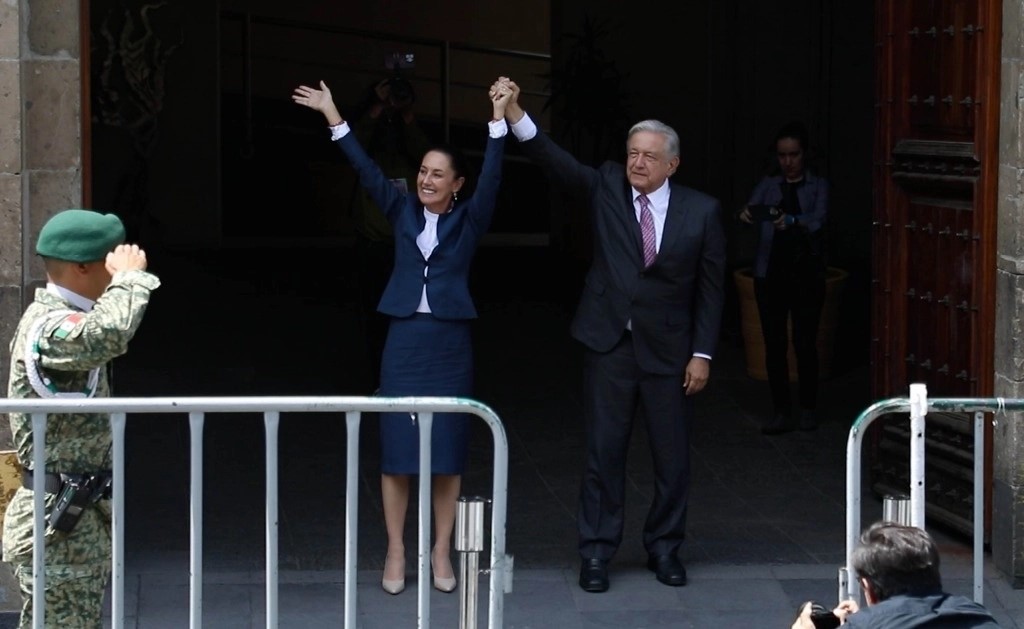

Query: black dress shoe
<box><xmin>761</xmin><ymin>412</ymin><xmax>795</xmax><ymax>435</ymax></box>
<box><xmin>647</xmin><ymin>554</ymin><xmax>687</xmax><ymax>586</ymax></box>
<box><xmin>578</xmin><ymin>558</ymin><xmax>609</xmax><ymax>593</ymax></box>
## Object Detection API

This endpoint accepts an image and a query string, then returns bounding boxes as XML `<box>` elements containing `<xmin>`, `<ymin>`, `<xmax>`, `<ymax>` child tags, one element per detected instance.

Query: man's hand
<box><xmin>683</xmin><ymin>357</ymin><xmax>709</xmax><ymax>395</ymax></box>
<box><xmin>106</xmin><ymin>244</ymin><xmax>147</xmax><ymax>275</ymax></box>
<box><xmin>834</xmin><ymin>599</ymin><xmax>859</xmax><ymax>622</ymax></box>
<box><xmin>292</xmin><ymin>81</ymin><xmax>344</xmax><ymax>126</ymax></box>
<box><xmin>738</xmin><ymin>206</ymin><xmax>753</xmax><ymax>224</ymax></box>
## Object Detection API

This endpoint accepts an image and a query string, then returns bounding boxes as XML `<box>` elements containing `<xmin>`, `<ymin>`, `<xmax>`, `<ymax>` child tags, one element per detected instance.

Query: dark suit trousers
<box><xmin>578</xmin><ymin>332</ymin><xmax>692</xmax><ymax>560</ymax></box>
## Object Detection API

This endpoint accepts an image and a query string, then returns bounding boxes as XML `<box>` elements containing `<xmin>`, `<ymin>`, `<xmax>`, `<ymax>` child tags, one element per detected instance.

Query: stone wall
<box><xmin>0</xmin><ymin>0</ymin><xmax>24</xmax><ymax>432</ymax></box>
<box><xmin>0</xmin><ymin>0</ymin><xmax>83</xmax><ymax>614</ymax></box>
<box><xmin>994</xmin><ymin>0</ymin><xmax>1024</xmax><ymax>589</ymax></box>
<box><xmin>0</xmin><ymin>0</ymin><xmax>83</xmax><ymax>412</ymax></box>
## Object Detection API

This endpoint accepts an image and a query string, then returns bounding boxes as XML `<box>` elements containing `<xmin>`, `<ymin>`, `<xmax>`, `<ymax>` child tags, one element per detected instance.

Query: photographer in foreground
<box><xmin>792</xmin><ymin>522</ymin><xmax>999</xmax><ymax>628</ymax></box>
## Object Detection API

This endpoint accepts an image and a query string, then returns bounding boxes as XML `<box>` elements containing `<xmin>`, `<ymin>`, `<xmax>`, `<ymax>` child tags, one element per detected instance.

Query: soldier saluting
<box><xmin>3</xmin><ymin>209</ymin><xmax>159</xmax><ymax>628</ymax></box>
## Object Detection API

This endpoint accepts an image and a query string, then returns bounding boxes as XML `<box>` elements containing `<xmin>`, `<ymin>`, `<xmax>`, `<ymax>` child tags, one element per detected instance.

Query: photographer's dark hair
<box><xmin>851</xmin><ymin>522</ymin><xmax>942</xmax><ymax>602</ymax></box>
<box><xmin>775</xmin><ymin>121</ymin><xmax>809</xmax><ymax>152</ymax></box>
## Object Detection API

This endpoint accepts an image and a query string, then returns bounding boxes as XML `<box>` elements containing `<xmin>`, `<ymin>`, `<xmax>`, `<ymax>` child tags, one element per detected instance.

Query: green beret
<box><xmin>36</xmin><ymin>209</ymin><xmax>126</xmax><ymax>262</ymax></box>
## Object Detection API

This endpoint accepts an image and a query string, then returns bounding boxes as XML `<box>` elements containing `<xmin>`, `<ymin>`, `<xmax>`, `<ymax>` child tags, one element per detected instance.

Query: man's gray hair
<box><xmin>627</xmin><ymin>120</ymin><xmax>680</xmax><ymax>159</ymax></box>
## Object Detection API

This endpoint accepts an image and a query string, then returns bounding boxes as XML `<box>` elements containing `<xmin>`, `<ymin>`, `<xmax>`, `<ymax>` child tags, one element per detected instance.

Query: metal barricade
<box><xmin>0</xmin><ymin>396</ymin><xmax>513</xmax><ymax>629</ymax></box>
<box><xmin>843</xmin><ymin>384</ymin><xmax>1019</xmax><ymax>606</ymax></box>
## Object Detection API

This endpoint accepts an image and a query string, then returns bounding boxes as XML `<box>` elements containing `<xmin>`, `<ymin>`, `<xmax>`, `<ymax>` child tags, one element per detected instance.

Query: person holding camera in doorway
<box><xmin>349</xmin><ymin>69</ymin><xmax>433</xmax><ymax>393</ymax></box>
<box><xmin>293</xmin><ymin>78</ymin><xmax>512</xmax><ymax>596</ymax></box>
<box><xmin>739</xmin><ymin>122</ymin><xmax>828</xmax><ymax>435</ymax></box>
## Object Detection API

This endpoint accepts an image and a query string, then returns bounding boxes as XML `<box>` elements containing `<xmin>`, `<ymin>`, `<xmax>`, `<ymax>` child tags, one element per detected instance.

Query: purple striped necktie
<box><xmin>638</xmin><ymin>194</ymin><xmax>657</xmax><ymax>268</ymax></box>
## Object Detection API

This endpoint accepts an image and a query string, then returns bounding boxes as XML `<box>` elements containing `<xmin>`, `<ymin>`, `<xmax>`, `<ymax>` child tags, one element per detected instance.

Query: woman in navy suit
<box><xmin>293</xmin><ymin>80</ymin><xmax>511</xmax><ymax>594</ymax></box>
<box><xmin>739</xmin><ymin>122</ymin><xmax>829</xmax><ymax>435</ymax></box>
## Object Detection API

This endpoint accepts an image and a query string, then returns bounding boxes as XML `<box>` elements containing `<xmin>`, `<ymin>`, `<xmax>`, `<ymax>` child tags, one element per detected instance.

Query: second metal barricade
<box><xmin>843</xmin><ymin>384</ymin><xmax>1017</xmax><ymax>606</ymax></box>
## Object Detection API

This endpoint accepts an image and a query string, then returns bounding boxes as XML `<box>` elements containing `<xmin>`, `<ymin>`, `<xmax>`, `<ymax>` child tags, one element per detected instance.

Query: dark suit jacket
<box><xmin>520</xmin><ymin>130</ymin><xmax>726</xmax><ymax>375</ymax></box>
<box><xmin>335</xmin><ymin>131</ymin><xmax>505</xmax><ymax>320</ymax></box>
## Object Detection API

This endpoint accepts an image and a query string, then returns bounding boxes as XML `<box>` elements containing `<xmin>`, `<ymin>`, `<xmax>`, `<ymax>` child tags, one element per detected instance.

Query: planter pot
<box><xmin>733</xmin><ymin>266</ymin><xmax>849</xmax><ymax>381</ymax></box>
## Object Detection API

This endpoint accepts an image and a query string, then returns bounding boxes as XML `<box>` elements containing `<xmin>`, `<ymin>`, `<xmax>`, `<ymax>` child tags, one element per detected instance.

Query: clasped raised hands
<box><xmin>489</xmin><ymin>76</ymin><xmax>524</xmax><ymax>123</ymax></box>
<box><xmin>490</xmin><ymin>81</ymin><xmax>513</xmax><ymax>120</ymax></box>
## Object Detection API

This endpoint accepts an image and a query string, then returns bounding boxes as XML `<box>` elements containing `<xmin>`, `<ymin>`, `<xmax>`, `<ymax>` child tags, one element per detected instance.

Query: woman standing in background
<box><xmin>739</xmin><ymin>122</ymin><xmax>829</xmax><ymax>435</ymax></box>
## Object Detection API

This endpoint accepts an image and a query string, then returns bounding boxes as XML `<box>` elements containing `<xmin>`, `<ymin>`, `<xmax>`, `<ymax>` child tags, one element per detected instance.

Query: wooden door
<box><xmin>872</xmin><ymin>0</ymin><xmax>1001</xmax><ymax>536</ymax></box>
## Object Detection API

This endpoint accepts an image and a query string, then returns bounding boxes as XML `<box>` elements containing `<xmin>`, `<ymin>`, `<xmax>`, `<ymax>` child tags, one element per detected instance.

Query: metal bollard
<box><xmin>883</xmin><ymin>494</ymin><xmax>911</xmax><ymax>525</ymax></box>
<box><xmin>456</xmin><ymin>497</ymin><xmax>487</xmax><ymax>629</ymax></box>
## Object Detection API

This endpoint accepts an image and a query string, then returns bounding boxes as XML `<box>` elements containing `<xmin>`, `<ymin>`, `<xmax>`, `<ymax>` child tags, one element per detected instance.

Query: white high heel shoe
<box><xmin>432</xmin><ymin>553</ymin><xmax>456</xmax><ymax>593</ymax></box>
<box><xmin>382</xmin><ymin>554</ymin><xmax>406</xmax><ymax>595</ymax></box>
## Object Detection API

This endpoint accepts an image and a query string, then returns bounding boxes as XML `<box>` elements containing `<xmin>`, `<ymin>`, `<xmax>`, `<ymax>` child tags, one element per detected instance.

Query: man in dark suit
<box><xmin>493</xmin><ymin>77</ymin><xmax>726</xmax><ymax>592</ymax></box>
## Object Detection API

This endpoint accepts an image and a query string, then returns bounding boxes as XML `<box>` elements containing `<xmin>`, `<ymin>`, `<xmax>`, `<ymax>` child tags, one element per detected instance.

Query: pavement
<box><xmin>8</xmin><ymin>245</ymin><xmax>1024</xmax><ymax>628</ymax></box>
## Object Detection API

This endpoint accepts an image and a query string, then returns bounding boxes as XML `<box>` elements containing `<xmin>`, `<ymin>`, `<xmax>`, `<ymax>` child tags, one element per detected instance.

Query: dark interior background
<box><xmin>88</xmin><ymin>0</ymin><xmax>874</xmax><ymax>370</ymax></box>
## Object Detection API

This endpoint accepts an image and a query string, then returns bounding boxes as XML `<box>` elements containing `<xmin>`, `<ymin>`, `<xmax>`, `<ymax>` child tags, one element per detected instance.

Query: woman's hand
<box><xmin>491</xmin><ymin>83</ymin><xmax>512</xmax><ymax>120</ymax></box>
<box><xmin>292</xmin><ymin>81</ymin><xmax>343</xmax><ymax>126</ymax></box>
<box><xmin>738</xmin><ymin>206</ymin><xmax>753</xmax><ymax>224</ymax></box>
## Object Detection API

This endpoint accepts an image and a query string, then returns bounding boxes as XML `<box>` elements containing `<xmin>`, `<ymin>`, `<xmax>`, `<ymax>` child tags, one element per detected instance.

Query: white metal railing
<box><xmin>842</xmin><ymin>383</ymin><xmax>1012</xmax><ymax>605</ymax></box>
<box><xmin>1</xmin><ymin>396</ymin><xmax>512</xmax><ymax>629</ymax></box>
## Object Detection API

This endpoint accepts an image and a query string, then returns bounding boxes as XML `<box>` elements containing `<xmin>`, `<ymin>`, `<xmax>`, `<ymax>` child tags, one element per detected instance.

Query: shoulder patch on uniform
<box><xmin>52</xmin><ymin>313</ymin><xmax>85</xmax><ymax>339</ymax></box>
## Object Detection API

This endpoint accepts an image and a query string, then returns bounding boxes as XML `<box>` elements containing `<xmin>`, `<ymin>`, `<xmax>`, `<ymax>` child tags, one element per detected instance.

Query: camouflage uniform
<box><xmin>3</xmin><ymin>269</ymin><xmax>160</xmax><ymax>628</ymax></box>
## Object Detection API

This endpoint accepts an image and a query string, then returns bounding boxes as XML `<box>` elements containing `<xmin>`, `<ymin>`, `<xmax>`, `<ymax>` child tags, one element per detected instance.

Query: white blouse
<box><xmin>415</xmin><ymin>209</ymin><xmax>440</xmax><ymax>313</ymax></box>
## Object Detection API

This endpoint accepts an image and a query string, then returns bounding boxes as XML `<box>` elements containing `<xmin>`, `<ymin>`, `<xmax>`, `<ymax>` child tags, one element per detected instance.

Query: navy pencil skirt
<box><xmin>378</xmin><ymin>313</ymin><xmax>473</xmax><ymax>475</ymax></box>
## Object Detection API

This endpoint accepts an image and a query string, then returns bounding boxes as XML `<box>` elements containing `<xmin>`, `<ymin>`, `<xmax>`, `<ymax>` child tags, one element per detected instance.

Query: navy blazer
<box><xmin>335</xmin><ymin>130</ymin><xmax>505</xmax><ymax>320</ymax></box>
<box><xmin>518</xmin><ymin>129</ymin><xmax>726</xmax><ymax>375</ymax></box>
<box><xmin>746</xmin><ymin>172</ymin><xmax>829</xmax><ymax>278</ymax></box>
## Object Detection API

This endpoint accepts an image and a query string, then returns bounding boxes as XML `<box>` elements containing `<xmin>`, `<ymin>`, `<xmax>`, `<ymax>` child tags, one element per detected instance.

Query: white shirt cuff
<box><xmin>488</xmin><ymin>118</ymin><xmax>508</xmax><ymax>138</ymax></box>
<box><xmin>509</xmin><ymin>112</ymin><xmax>537</xmax><ymax>141</ymax></box>
<box><xmin>329</xmin><ymin>121</ymin><xmax>351</xmax><ymax>142</ymax></box>
<box><xmin>693</xmin><ymin>353</ymin><xmax>712</xmax><ymax>361</ymax></box>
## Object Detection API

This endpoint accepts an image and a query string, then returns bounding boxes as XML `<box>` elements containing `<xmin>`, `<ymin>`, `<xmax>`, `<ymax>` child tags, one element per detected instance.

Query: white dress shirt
<box><xmin>47</xmin><ymin>283</ymin><xmax>95</xmax><ymax>312</ymax></box>
<box><xmin>634</xmin><ymin>180</ymin><xmax>670</xmax><ymax>251</ymax></box>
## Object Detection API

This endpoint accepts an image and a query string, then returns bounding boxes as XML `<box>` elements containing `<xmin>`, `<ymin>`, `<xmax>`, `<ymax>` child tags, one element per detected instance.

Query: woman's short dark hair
<box><xmin>422</xmin><ymin>143</ymin><xmax>471</xmax><ymax>181</ymax></box>
<box><xmin>851</xmin><ymin>522</ymin><xmax>942</xmax><ymax>602</ymax></box>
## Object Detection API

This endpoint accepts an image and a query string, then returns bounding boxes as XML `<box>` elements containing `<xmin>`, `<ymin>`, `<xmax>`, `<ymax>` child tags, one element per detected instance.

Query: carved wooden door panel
<box><xmin>873</xmin><ymin>0</ymin><xmax>1000</xmax><ymax>399</ymax></box>
<box><xmin>872</xmin><ymin>0</ymin><xmax>1001</xmax><ymax>535</ymax></box>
